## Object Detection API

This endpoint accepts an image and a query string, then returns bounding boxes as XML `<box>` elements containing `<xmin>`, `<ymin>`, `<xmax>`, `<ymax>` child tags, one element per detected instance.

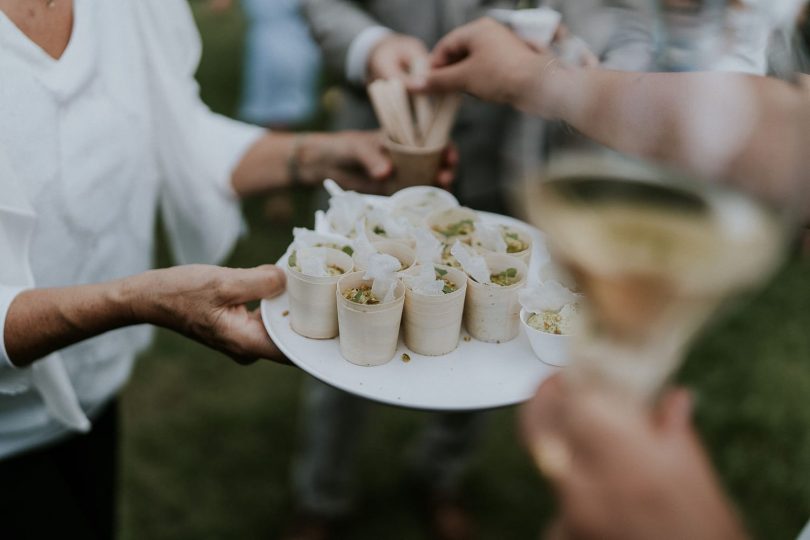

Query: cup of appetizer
<box><xmin>365</xmin><ymin>210</ymin><xmax>416</xmax><ymax>247</ymax></box>
<box><xmin>390</xmin><ymin>186</ymin><xmax>459</xmax><ymax>226</ymax></box>
<box><xmin>383</xmin><ymin>137</ymin><xmax>446</xmax><ymax>192</ymax></box>
<box><xmin>472</xmin><ymin>224</ymin><xmax>533</xmax><ymax>266</ymax></box>
<box><xmin>401</xmin><ymin>264</ymin><xmax>468</xmax><ymax>356</ymax></box>
<box><xmin>462</xmin><ymin>253</ymin><xmax>528</xmax><ymax>343</ymax></box>
<box><xmin>336</xmin><ymin>271</ymin><xmax>406</xmax><ymax>366</ymax></box>
<box><xmin>426</xmin><ymin>207</ymin><xmax>480</xmax><ymax>243</ymax></box>
<box><xmin>353</xmin><ymin>240</ymin><xmax>416</xmax><ymax>272</ymax></box>
<box><xmin>286</xmin><ymin>247</ymin><xmax>354</xmax><ymax>339</ymax></box>
<box><xmin>520</xmin><ymin>308</ymin><xmax>577</xmax><ymax>367</ymax></box>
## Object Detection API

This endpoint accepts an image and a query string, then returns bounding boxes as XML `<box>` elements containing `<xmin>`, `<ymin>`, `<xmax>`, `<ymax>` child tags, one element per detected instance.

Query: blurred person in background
<box><xmin>210</xmin><ymin>0</ymin><xmax>321</xmax><ymax>129</ymax></box>
<box><xmin>209</xmin><ymin>0</ymin><xmax>323</xmax><ymax>224</ymax></box>
<box><xmin>424</xmin><ymin>2</ymin><xmax>810</xmax><ymax>538</ymax></box>
<box><xmin>0</xmin><ymin>0</ymin><xmax>409</xmax><ymax>537</ymax></box>
<box><xmin>286</xmin><ymin>3</ymin><xmax>519</xmax><ymax>540</ymax></box>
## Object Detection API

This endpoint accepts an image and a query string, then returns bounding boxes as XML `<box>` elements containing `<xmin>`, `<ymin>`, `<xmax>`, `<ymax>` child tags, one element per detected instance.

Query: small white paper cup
<box><xmin>472</xmin><ymin>224</ymin><xmax>533</xmax><ymax>267</ymax></box>
<box><xmin>336</xmin><ymin>271</ymin><xmax>406</xmax><ymax>366</ymax></box>
<box><xmin>402</xmin><ymin>265</ymin><xmax>468</xmax><ymax>356</ymax></box>
<box><xmin>286</xmin><ymin>247</ymin><xmax>354</xmax><ymax>339</ymax></box>
<box><xmin>353</xmin><ymin>241</ymin><xmax>416</xmax><ymax>272</ymax></box>
<box><xmin>390</xmin><ymin>186</ymin><xmax>459</xmax><ymax>226</ymax></box>
<box><xmin>463</xmin><ymin>254</ymin><xmax>527</xmax><ymax>343</ymax></box>
<box><xmin>520</xmin><ymin>308</ymin><xmax>570</xmax><ymax>367</ymax></box>
<box><xmin>425</xmin><ymin>207</ymin><xmax>480</xmax><ymax>243</ymax></box>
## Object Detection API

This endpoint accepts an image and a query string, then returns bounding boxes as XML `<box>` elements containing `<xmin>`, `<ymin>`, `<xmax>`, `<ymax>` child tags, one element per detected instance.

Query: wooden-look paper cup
<box><xmin>402</xmin><ymin>265</ymin><xmax>468</xmax><ymax>356</ymax></box>
<box><xmin>286</xmin><ymin>247</ymin><xmax>354</xmax><ymax>339</ymax></box>
<box><xmin>383</xmin><ymin>137</ymin><xmax>445</xmax><ymax>192</ymax></box>
<box><xmin>353</xmin><ymin>241</ymin><xmax>416</xmax><ymax>272</ymax></box>
<box><xmin>463</xmin><ymin>254</ymin><xmax>528</xmax><ymax>343</ymax></box>
<box><xmin>472</xmin><ymin>225</ymin><xmax>534</xmax><ymax>266</ymax></box>
<box><xmin>425</xmin><ymin>207</ymin><xmax>480</xmax><ymax>243</ymax></box>
<box><xmin>336</xmin><ymin>272</ymin><xmax>406</xmax><ymax>366</ymax></box>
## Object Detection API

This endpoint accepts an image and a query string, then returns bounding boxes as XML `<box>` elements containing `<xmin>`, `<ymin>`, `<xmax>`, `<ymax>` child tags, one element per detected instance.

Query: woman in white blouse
<box><xmin>0</xmin><ymin>0</ymin><xmax>452</xmax><ymax>536</ymax></box>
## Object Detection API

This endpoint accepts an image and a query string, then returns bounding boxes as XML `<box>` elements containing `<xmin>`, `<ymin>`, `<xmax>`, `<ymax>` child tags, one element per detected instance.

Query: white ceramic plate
<box><xmin>260</xmin><ymin>208</ymin><xmax>560</xmax><ymax>411</ymax></box>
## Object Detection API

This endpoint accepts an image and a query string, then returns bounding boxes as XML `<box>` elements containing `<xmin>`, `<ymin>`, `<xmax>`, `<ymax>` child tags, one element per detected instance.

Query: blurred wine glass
<box><xmin>522</xmin><ymin>0</ymin><xmax>807</xmax><ymax>403</ymax></box>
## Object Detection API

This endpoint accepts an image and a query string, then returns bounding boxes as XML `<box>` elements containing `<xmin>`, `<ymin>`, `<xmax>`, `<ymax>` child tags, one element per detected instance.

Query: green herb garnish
<box><xmin>434</xmin><ymin>267</ymin><xmax>448</xmax><ymax>277</ymax></box>
<box><xmin>490</xmin><ymin>267</ymin><xmax>520</xmax><ymax>286</ymax></box>
<box><xmin>433</xmin><ymin>219</ymin><xmax>475</xmax><ymax>238</ymax></box>
<box><xmin>373</xmin><ymin>225</ymin><xmax>387</xmax><ymax>236</ymax></box>
<box><xmin>342</xmin><ymin>245</ymin><xmax>354</xmax><ymax>256</ymax></box>
<box><xmin>345</xmin><ymin>285</ymin><xmax>380</xmax><ymax>305</ymax></box>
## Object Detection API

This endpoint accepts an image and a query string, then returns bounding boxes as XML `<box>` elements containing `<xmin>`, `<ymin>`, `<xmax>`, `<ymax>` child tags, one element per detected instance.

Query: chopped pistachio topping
<box><xmin>433</xmin><ymin>266</ymin><xmax>457</xmax><ymax>293</ymax></box>
<box><xmin>490</xmin><ymin>267</ymin><xmax>520</xmax><ymax>287</ymax></box>
<box><xmin>344</xmin><ymin>285</ymin><xmax>380</xmax><ymax>305</ymax></box>
<box><xmin>528</xmin><ymin>311</ymin><xmax>572</xmax><ymax>335</ymax></box>
<box><xmin>433</xmin><ymin>218</ymin><xmax>475</xmax><ymax>238</ymax></box>
<box><xmin>503</xmin><ymin>230</ymin><xmax>529</xmax><ymax>253</ymax></box>
<box><xmin>440</xmin><ymin>244</ymin><xmax>462</xmax><ymax>269</ymax></box>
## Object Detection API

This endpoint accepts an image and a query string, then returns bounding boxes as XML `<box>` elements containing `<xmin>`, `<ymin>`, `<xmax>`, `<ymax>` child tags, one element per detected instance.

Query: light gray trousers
<box><xmin>291</xmin><ymin>377</ymin><xmax>486</xmax><ymax>518</ymax></box>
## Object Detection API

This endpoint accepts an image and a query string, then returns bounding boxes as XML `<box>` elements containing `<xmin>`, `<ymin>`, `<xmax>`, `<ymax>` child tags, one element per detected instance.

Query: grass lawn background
<box><xmin>119</xmin><ymin>3</ymin><xmax>810</xmax><ymax>538</ymax></box>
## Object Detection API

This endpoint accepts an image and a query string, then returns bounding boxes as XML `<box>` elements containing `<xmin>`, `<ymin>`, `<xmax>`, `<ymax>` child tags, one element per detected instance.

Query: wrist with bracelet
<box><xmin>287</xmin><ymin>132</ymin><xmax>310</xmax><ymax>188</ymax></box>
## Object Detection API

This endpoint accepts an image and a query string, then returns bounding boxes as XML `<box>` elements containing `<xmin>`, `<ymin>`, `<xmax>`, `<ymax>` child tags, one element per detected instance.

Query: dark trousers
<box><xmin>0</xmin><ymin>401</ymin><xmax>119</xmax><ymax>540</ymax></box>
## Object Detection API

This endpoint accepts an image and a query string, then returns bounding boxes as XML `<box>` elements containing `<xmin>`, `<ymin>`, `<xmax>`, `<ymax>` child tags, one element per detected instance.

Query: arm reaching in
<box><xmin>230</xmin><ymin>130</ymin><xmax>394</xmax><ymax>197</ymax></box>
<box><xmin>4</xmin><ymin>265</ymin><xmax>287</xmax><ymax>368</ymax></box>
<box><xmin>422</xmin><ymin>18</ymin><xmax>810</xmax><ymax>216</ymax></box>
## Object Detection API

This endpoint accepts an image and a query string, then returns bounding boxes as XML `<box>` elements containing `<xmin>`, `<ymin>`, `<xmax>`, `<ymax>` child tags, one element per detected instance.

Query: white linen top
<box><xmin>0</xmin><ymin>0</ymin><xmax>263</xmax><ymax>458</ymax></box>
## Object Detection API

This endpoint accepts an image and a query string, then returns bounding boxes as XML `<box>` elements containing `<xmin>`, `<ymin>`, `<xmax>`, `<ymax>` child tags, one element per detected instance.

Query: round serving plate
<box><xmin>261</xmin><ymin>201</ymin><xmax>560</xmax><ymax>411</ymax></box>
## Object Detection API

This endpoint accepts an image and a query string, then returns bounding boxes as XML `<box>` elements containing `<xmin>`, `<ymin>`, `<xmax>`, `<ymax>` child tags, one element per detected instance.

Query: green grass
<box><xmin>119</xmin><ymin>4</ymin><xmax>810</xmax><ymax>538</ymax></box>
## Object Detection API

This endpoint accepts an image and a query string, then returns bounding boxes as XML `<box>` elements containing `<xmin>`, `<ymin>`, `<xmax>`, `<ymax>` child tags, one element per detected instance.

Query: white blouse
<box><xmin>0</xmin><ymin>0</ymin><xmax>263</xmax><ymax>458</ymax></box>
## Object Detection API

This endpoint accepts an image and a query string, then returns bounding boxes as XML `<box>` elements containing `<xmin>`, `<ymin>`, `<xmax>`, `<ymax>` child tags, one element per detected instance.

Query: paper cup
<box><xmin>463</xmin><ymin>254</ymin><xmax>528</xmax><ymax>343</ymax></box>
<box><xmin>336</xmin><ymin>272</ymin><xmax>406</xmax><ymax>366</ymax></box>
<box><xmin>472</xmin><ymin>225</ymin><xmax>533</xmax><ymax>266</ymax></box>
<box><xmin>366</xmin><ymin>222</ymin><xmax>417</xmax><ymax>248</ymax></box>
<box><xmin>286</xmin><ymin>247</ymin><xmax>354</xmax><ymax>339</ymax></box>
<box><xmin>425</xmin><ymin>207</ymin><xmax>480</xmax><ymax>243</ymax></box>
<box><xmin>384</xmin><ymin>137</ymin><xmax>445</xmax><ymax>192</ymax></box>
<box><xmin>353</xmin><ymin>241</ymin><xmax>416</xmax><ymax>272</ymax></box>
<box><xmin>520</xmin><ymin>308</ymin><xmax>570</xmax><ymax>367</ymax></box>
<box><xmin>390</xmin><ymin>186</ymin><xmax>459</xmax><ymax>226</ymax></box>
<box><xmin>402</xmin><ymin>265</ymin><xmax>468</xmax><ymax>356</ymax></box>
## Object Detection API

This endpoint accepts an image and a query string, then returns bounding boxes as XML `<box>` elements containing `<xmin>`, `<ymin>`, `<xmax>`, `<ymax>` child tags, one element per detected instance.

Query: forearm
<box><xmin>526</xmin><ymin>65</ymin><xmax>810</xmax><ymax>210</ymax></box>
<box><xmin>4</xmin><ymin>279</ymin><xmax>140</xmax><ymax>368</ymax></box>
<box><xmin>230</xmin><ymin>131</ymin><xmax>296</xmax><ymax>198</ymax></box>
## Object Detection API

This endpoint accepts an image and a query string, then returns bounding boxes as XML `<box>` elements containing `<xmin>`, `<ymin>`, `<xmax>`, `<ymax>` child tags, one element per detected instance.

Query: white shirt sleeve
<box><xmin>133</xmin><ymin>0</ymin><xmax>264</xmax><ymax>265</ymax></box>
<box><xmin>345</xmin><ymin>25</ymin><xmax>393</xmax><ymax>85</ymax></box>
<box><xmin>0</xmin><ymin>285</ymin><xmax>27</xmax><ymax>368</ymax></box>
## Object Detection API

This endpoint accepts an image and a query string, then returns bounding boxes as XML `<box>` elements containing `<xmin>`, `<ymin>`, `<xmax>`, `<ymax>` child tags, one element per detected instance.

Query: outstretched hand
<box><xmin>413</xmin><ymin>18</ymin><xmax>547</xmax><ymax>111</ymax></box>
<box><xmin>130</xmin><ymin>265</ymin><xmax>289</xmax><ymax>365</ymax></box>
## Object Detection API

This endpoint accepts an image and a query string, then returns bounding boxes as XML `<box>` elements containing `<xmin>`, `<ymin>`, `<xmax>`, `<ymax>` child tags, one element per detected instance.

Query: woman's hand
<box><xmin>5</xmin><ymin>265</ymin><xmax>289</xmax><ymax>367</ymax></box>
<box><xmin>295</xmin><ymin>131</ymin><xmax>393</xmax><ymax>193</ymax></box>
<box><xmin>128</xmin><ymin>265</ymin><xmax>288</xmax><ymax>365</ymax></box>
<box><xmin>520</xmin><ymin>374</ymin><xmax>748</xmax><ymax>540</ymax></box>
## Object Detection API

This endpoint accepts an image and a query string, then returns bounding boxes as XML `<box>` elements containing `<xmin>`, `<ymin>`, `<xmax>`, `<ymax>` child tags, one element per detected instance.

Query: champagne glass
<box><xmin>522</xmin><ymin>0</ymin><xmax>807</xmax><ymax>403</ymax></box>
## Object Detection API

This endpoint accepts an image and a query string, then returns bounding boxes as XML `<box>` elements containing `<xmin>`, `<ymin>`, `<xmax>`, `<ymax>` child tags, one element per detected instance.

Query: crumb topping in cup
<box><xmin>433</xmin><ymin>219</ymin><xmax>475</xmax><ymax>239</ymax></box>
<box><xmin>344</xmin><ymin>285</ymin><xmax>381</xmax><ymax>305</ymax></box>
<box><xmin>433</xmin><ymin>266</ymin><xmax>458</xmax><ymax>294</ymax></box>
<box><xmin>490</xmin><ymin>267</ymin><xmax>520</xmax><ymax>286</ymax></box>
